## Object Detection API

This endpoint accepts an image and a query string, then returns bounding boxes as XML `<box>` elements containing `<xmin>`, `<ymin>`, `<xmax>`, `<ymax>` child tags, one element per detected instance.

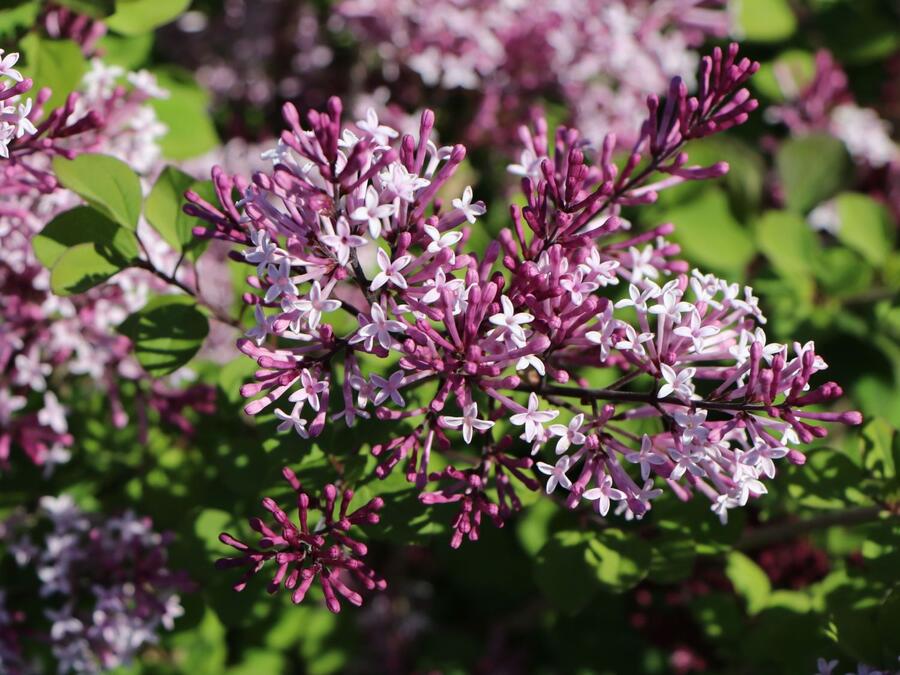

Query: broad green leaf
<box><xmin>654</xmin><ymin>187</ymin><xmax>755</xmax><ymax>276</ymax></box>
<box><xmin>145</xmin><ymin>166</ymin><xmax>213</xmax><ymax>261</ymax></box>
<box><xmin>19</xmin><ymin>33</ymin><xmax>87</xmax><ymax>111</ymax></box>
<box><xmin>813</xmin><ymin>247</ymin><xmax>874</xmax><ymax>298</ymax></box>
<box><xmin>95</xmin><ymin>31</ymin><xmax>153</xmax><ymax>69</ymax></box>
<box><xmin>32</xmin><ymin>206</ymin><xmax>138</xmax><ymax>269</ymax></box>
<box><xmin>52</xmin><ymin>154</ymin><xmax>143</xmax><ymax>230</ymax></box>
<box><xmin>754</xmin><ymin>210</ymin><xmax>820</xmax><ymax>288</ymax></box>
<box><xmin>167</xmin><ymin>608</ymin><xmax>227</xmax><ymax>675</ymax></box>
<box><xmin>725</xmin><ymin>551</ymin><xmax>771</xmax><ymax>614</ymax></box>
<box><xmin>584</xmin><ymin>528</ymin><xmax>651</xmax><ymax>591</ymax></box>
<box><xmin>835</xmin><ymin>192</ymin><xmax>895</xmax><ymax>267</ymax></box>
<box><xmin>49</xmin><ymin>242</ymin><xmax>124</xmax><ymax>295</ymax></box>
<box><xmin>150</xmin><ymin>68</ymin><xmax>219</xmax><ymax>160</ymax></box>
<box><xmin>648</xmin><ymin>526</ymin><xmax>697</xmax><ymax>584</ymax></box>
<box><xmin>776</xmin><ymin>134</ymin><xmax>851</xmax><ymax>213</ymax></box>
<box><xmin>53</xmin><ymin>0</ymin><xmax>115</xmax><ymax>17</ymax></box>
<box><xmin>735</xmin><ymin>0</ymin><xmax>796</xmax><ymax>42</ymax></box>
<box><xmin>533</xmin><ymin>531</ymin><xmax>599</xmax><ymax>613</ymax></box>
<box><xmin>861</xmin><ymin>418</ymin><xmax>897</xmax><ymax>479</ymax></box>
<box><xmin>118</xmin><ymin>295</ymin><xmax>210</xmax><ymax>376</ymax></box>
<box><xmin>106</xmin><ymin>0</ymin><xmax>190</xmax><ymax>35</ymax></box>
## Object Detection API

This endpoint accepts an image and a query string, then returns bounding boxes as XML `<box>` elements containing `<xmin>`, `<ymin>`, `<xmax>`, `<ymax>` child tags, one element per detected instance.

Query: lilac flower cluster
<box><xmin>0</xmin><ymin>53</ymin><xmax>217</xmax><ymax>471</ymax></box>
<box><xmin>188</xmin><ymin>44</ymin><xmax>861</xmax><ymax>604</ymax></box>
<box><xmin>217</xmin><ymin>466</ymin><xmax>386</xmax><ymax>613</ymax></box>
<box><xmin>0</xmin><ymin>496</ymin><xmax>190</xmax><ymax>674</ymax></box>
<box><xmin>336</xmin><ymin>0</ymin><xmax>730</xmax><ymax>148</ymax></box>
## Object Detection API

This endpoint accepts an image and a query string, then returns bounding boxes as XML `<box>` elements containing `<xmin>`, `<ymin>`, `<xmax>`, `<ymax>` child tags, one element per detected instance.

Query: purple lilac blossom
<box><xmin>0</xmin><ymin>496</ymin><xmax>190</xmax><ymax>674</ymax></box>
<box><xmin>188</xmin><ymin>44</ymin><xmax>861</xmax><ymax>568</ymax></box>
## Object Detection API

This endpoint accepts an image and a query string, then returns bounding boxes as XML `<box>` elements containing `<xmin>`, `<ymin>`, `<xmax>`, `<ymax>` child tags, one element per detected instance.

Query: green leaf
<box><xmin>653</xmin><ymin>187</ymin><xmax>755</xmax><ymax>276</ymax></box>
<box><xmin>735</xmin><ymin>0</ymin><xmax>797</xmax><ymax>42</ymax></box>
<box><xmin>817</xmin><ymin>1</ymin><xmax>900</xmax><ymax>65</ymax></box>
<box><xmin>754</xmin><ymin>210</ymin><xmax>820</xmax><ymax>288</ymax></box>
<box><xmin>52</xmin><ymin>154</ymin><xmax>143</xmax><ymax>230</ymax></box>
<box><xmin>32</xmin><ymin>206</ymin><xmax>138</xmax><ymax>269</ymax></box>
<box><xmin>49</xmin><ymin>242</ymin><xmax>125</xmax><ymax>295</ymax></box>
<box><xmin>861</xmin><ymin>418</ymin><xmax>897</xmax><ymax>479</ymax></box>
<box><xmin>53</xmin><ymin>0</ymin><xmax>115</xmax><ymax>17</ymax></box>
<box><xmin>584</xmin><ymin>529</ymin><xmax>651</xmax><ymax>591</ymax></box>
<box><xmin>835</xmin><ymin>192</ymin><xmax>895</xmax><ymax>267</ymax></box>
<box><xmin>725</xmin><ymin>551</ymin><xmax>771</xmax><ymax>614</ymax></box>
<box><xmin>533</xmin><ymin>531</ymin><xmax>599</xmax><ymax>613</ymax></box>
<box><xmin>648</xmin><ymin>526</ymin><xmax>697</xmax><ymax>584</ymax></box>
<box><xmin>145</xmin><ymin>166</ymin><xmax>213</xmax><ymax>261</ymax></box>
<box><xmin>150</xmin><ymin>68</ymin><xmax>219</xmax><ymax>160</ymax></box>
<box><xmin>106</xmin><ymin>0</ymin><xmax>190</xmax><ymax>35</ymax></box>
<box><xmin>19</xmin><ymin>33</ymin><xmax>87</xmax><ymax>112</ymax></box>
<box><xmin>776</xmin><ymin>134</ymin><xmax>851</xmax><ymax>213</ymax></box>
<box><xmin>0</xmin><ymin>2</ymin><xmax>40</xmax><ymax>38</ymax></box>
<box><xmin>118</xmin><ymin>295</ymin><xmax>210</xmax><ymax>376</ymax></box>
<box><xmin>813</xmin><ymin>247</ymin><xmax>874</xmax><ymax>298</ymax></box>
<box><xmin>95</xmin><ymin>31</ymin><xmax>153</xmax><ymax>69</ymax></box>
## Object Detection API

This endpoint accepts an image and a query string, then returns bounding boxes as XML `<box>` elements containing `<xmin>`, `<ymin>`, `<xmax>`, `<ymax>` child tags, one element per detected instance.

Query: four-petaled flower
<box><xmin>441</xmin><ymin>402</ymin><xmax>495</xmax><ymax>443</ymax></box>
<box><xmin>352</xmin><ymin>303</ymin><xmax>406</xmax><ymax>350</ymax></box>
<box><xmin>264</xmin><ymin>259</ymin><xmax>298</xmax><ymax>302</ymax></box>
<box><xmin>295</xmin><ymin>280</ymin><xmax>342</xmax><ymax>330</ymax></box>
<box><xmin>243</xmin><ymin>228</ymin><xmax>285</xmax><ymax>277</ymax></box>
<box><xmin>548</xmin><ymin>414</ymin><xmax>586</xmax><ymax>454</ymax></box>
<box><xmin>356</xmin><ymin>108</ymin><xmax>399</xmax><ymax>146</ymax></box>
<box><xmin>625</xmin><ymin>435</ymin><xmax>667</xmax><ymax>481</ymax></box>
<box><xmin>370</xmin><ymin>248</ymin><xmax>412</xmax><ymax>291</ymax></box>
<box><xmin>275</xmin><ymin>405</ymin><xmax>310</xmax><ymax>437</ymax></box>
<box><xmin>451</xmin><ymin>186</ymin><xmax>486</xmax><ymax>224</ymax></box>
<box><xmin>320</xmin><ymin>217</ymin><xmax>366</xmax><ymax>266</ymax></box>
<box><xmin>350</xmin><ymin>185</ymin><xmax>396</xmax><ymax>238</ymax></box>
<box><xmin>370</xmin><ymin>370</ymin><xmax>406</xmax><ymax>406</ymax></box>
<box><xmin>510</xmin><ymin>393</ymin><xmax>559</xmax><ymax>443</ymax></box>
<box><xmin>424</xmin><ymin>224</ymin><xmax>463</xmax><ymax>261</ymax></box>
<box><xmin>247</xmin><ymin>304</ymin><xmax>278</xmax><ymax>346</ymax></box>
<box><xmin>488</xmin><ymin>295</ymin><xmax>533</xmax><ymax>348</ymax></box>
<box><xmin>583</xmin><ymin>473</ymin><xmax>627</xmax><ymax>516</ymax></box>
<box><xmin>657</xmin><ymin>364</ymin><xmax>696</xmax><ymax>402</ymax></box>
<box><xmin>536</xmin><ymin>456</ymin><xmax>573</xmax><ymax>494</ymax></box>
<box><xmin>288</xmin><ymin>370</ymin><xmax>329</xmax><ymax>411</ymax></box>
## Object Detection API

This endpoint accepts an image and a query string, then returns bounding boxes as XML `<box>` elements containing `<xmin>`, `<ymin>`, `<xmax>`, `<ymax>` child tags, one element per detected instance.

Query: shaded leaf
<box><xmin>118</xmin><ymin>295</ymin><xmax>210</xmax><ymax>376</ymax></box>
<box><xmin>33</xmin><ymin>205</ymin><xmax>137</xmax><ymax>269</ymax></box>
<box><xmin>776</xmin><ymin>134</ymin><xmax>851</xmax><ymax>213</ymax></box>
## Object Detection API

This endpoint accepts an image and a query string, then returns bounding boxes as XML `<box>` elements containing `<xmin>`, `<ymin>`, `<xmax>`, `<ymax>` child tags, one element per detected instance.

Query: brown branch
<box><xmin>736</xmin><ymin>505</ymin><xmax>895</xmax><ymax>551</ymax></box>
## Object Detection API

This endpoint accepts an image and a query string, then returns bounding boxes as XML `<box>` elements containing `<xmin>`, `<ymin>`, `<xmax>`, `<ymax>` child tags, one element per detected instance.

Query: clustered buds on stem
<box><xmin>217</xmin><ymin>467</ymin><xmax>386</xmax><ymax>612</ymax></box>
<box><xmin>187</xmin><ymin>43</ymin><xmax>860</xmax><ymax>605</ymax></box>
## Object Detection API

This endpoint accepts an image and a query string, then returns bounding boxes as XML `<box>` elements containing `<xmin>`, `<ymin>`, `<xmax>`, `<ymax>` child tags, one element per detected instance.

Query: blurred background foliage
<box><xmin>1</xmin><ymin>0</ymin><xmax>899</xmax><ymax>673</ymax></box>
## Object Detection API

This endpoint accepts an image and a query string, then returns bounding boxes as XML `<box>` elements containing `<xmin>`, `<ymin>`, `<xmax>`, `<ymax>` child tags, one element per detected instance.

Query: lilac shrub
<box><xmin>0</xmin><ymin>496</ymin><xmax>190</xmax><ymax>674</ymax></box>
<box><xmin>189</xmin><ymin>43</ymin><xmax>863</xmax><ymax>611</ymax></box>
